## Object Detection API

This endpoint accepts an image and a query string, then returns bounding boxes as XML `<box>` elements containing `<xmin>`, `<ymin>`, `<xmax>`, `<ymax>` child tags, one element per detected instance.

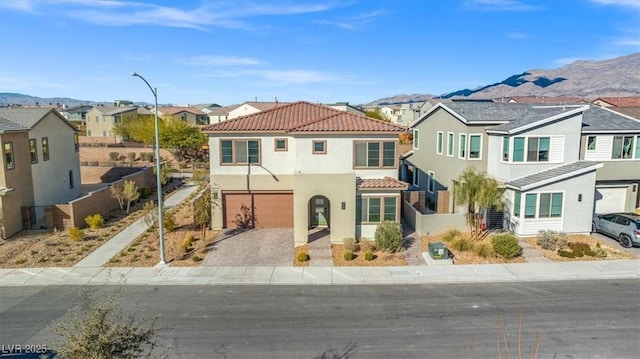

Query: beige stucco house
<box><xmin>85</xmin><ymin>105</ymin><xmax>151</xmax><ymax>141</ymax></box>
<box><xmin>157</xmin><ymin>106</ymin><xmax>208</xmax><ymax>125</ymax></box>
<box><xmin>203</xmin><ymin>101</ymin><xmax>408</xmax><ymax>246</ymax></box>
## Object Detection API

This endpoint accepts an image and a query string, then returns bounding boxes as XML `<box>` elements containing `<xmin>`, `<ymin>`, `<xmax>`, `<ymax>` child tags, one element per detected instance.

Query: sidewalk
<box><xmin>1</xmin><ymin>260</ymin><xmax>638</xmax><ymax>286</ymax></box>
<box><xmin>74</xmin><ymin>184</ymin><xmax>200</xmax><ymax>267</ymax></box>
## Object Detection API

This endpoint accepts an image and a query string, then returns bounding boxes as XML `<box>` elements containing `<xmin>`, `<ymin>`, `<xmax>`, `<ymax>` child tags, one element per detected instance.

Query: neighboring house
<box><xmin>59</xmin><ymin>104</ymin><xmax>92</xmax><ymax>122</ymax></box>
<box><xmin>0</xmin><ymin>108</ymin><xmax>81</xmax><ymax>238</ymax></box>
<box><xmin>157</xmin><ymin>106</ymin><xmax>208</xmax><ymax>125</ymax></box>
<box><xmin>379</xmin><ymin>105</ymin><xmax>401</xmax><ymax>124</ymax></box>
<box><xmin>592</xmin><ymin>96</ymin><xmax>640</xmax><ymax>108</ymax></box>
<box><xmin>495</xmin><ymin>96</ymin><xmax>586</xmax><ymax>104</ymax></box>
<box><xmin>227</xmin><ymin>101</ymin><xmax>289</xmax><ymax>120</ymax></box>
<box><xmin>200</xmin><ymin>104</ymin><xmax>236</xmax><ymax>124</ymax></box>
<box><xmin>203</xmin><ymin>101</ymin><xmax>407</xmax><ymax>245</ymax></box>
<box><xmin>325</xmin><ymin>102</ymin><xmax>365</xmax><ymax>115</ymax></box>
<box><xmin>403</xmin><ymin>102</ymin><xmax>620</xmax><ymax>236</ymax></box>
<box><xmin>85</xmin><ymin>105</ymin><xmax>151</xmax><ymax>140</ymax></box>
<box><xmin>397</xmin><ymin>103</ymin><xmax>422</xmax><ymax>127</ymax></box>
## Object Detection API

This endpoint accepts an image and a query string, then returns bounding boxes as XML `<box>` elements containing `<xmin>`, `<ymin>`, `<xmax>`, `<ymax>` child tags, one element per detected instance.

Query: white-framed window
<box><xmin>512</xmin><ymin>136</ymin><xmax>550</xmax><ymax>162</ymax></box>
<box><xmin>436</xmin><ymin>131</ymin><xmax>443</xmax><ymax>155</ymax></box>
<box><xmin>513</xmin><ymin>191</ymin><xmax>521</xmax><ymax>218</ymax></box>
<box><xmin>447</xmin><ymin>132</ymin><xmax>454</xmax><ymax>157</ymax></box>
<box><xmin>469</xmin><ymin>134</ymin><xmax>482</xmax><ymax>159</ymax></box>
<box><xmin>523</xmin><ymin>192</ymin><xmax>563</xmax><ymax>219</ymax></box>
<box><xmin>502</xmin><ymin>136</ymin><xmax>509</xmax><ymax>162</ymax></box>
<box><xmin>427</xmin><ymin>170</ymin><xmax>435</xmax><ymax>193</ymax></box>
<box><xmin>611</xmin><ymin>135</ymin><xmax>634</xmax><ymax>159</ymax></box>
<box><xmin>356</xmin><ymin>196</ymin><xmax>398</xmax><ymax>223</ymax></box>
<box><xmin>586</xmin><ymin>136</ymin><xmax>597</xmax><ymax>151</ymax></box>
<box><xmin>412</xmin><ymin>129</ymin><xmax>419</xmax><ymax>150</ymax></box>
<box><xmin>459</xmin><ymin>133</ymin><xmax>466</xmax><ymax>159</ymax></box>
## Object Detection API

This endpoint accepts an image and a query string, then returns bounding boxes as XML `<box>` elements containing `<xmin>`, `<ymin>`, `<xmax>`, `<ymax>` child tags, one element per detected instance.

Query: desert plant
<box><xmin>450</xmin><ymin>236</ymin><xmax>473</xmax><ymax>252</ymax></box>
<box><xmin>127</xmin><ymin>152</ymin><xmax>136</xmax><ymax>162</ymax></box>
<box><xmin>536</xmin><ymin>230</ymin><xmax>569</xmax><ymax>250</ymax></box>
<box><xmin>137</xmin><ymin>187</ymin><xmax>151</xmax><ymax>199</ymax></box>
<box><xmin>491</xmin><ymin>233</ymin><xmax>522</xmax><ymax>259</ymax></box>
<box><xmin>192</xmin><ymin>255</ymin><xmax>202</xmax><ymax>262</ymax></box>
<box><xmin>443</xmin><ymin>228</ymin><xmax>464</xmax><ymax>243</ymax></box>
<box><xmin>85</xmin><ymin>214</ymin><xmax>104</xmax><ymax>229</ymax></box>
<box><xmin>193</xmin><ymin>189</ymin><xmax>211</xmax><ymax>242</ymax></box>
<box><xmin>179</xmin><ymin>234</ymin><xmax>195</xmax><ymax>254</ymax></box>
<box><xmin>558</xmin><ymin>242</ymin><xmax>596</xmax><ymax>258</ymax></box>
<box><xmin>296</xmin><ymin>252</ymin><xmax>309</xmax><ymax>262</ymax></box>
<box><xmin>364</xmin><ymin>251</ymin><xmax>374</xmax><ymax>261</ymax></box>
<box><xmin>192</xmin><ymin>169</ymin><xmax>209</xmax><ymax>184</ymax></box>
<box><xmin>374</xmin><ymin>221</ymin><xmax>403</xmax><ymax>252</ymax></box>
<box><xmin>343</xmin><ymin>250</ymin><xmax>354</xmax><ymax>261</ymax></box>
<box><xmin>473</xmin><ymin>240</ymin><xmax>495</xmax><ymax>258</ymax></box>
<box><xmin>359</xmin><ymin>239</ymin><xmax>373</xmax><ymax>252</ymax></box>
<box><xmin>108</xmin><ymin>152</ymin><xmax>119</xmax><ymax>161</ymax></box>
<box><xmin>142</xmin><ymin>202</ymin><xmax>176</xmax><ymax>234</ymax></box>
<box><xmin>343</xmin><ymin>237</ymin><xmax>356</xmax><ymax>252</ymax></box>
<box><xmin>68</xmin><ymin>227</ymin><xmax>85</xmax><ymax>241</ymax></box>
<box><xmin>453</xmin><ymin>167</ymin><xmax>504</xmax><ymax>240</ymax></box>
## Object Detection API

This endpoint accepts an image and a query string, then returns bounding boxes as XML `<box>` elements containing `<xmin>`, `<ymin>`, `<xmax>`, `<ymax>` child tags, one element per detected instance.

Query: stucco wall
<box><xmin>402</xmin><ymin>200</ymin><xmax>466</xmax><ymax>236</ymax></box>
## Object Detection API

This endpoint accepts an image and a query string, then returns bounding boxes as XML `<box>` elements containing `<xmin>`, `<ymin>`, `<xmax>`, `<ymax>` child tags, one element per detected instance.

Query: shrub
<box><xmin>109</xmin><ymin>152</ymin><xmax>119</xmax><ymax>161</ymax></box>
<box><xmin>85</xmin><ymin>214</ymin><xmax>104</xmax><ymax>229</ymax></box>
<box><xmin>138</xmin><ymin>187</ymin><xmax>151</xmax><ymax>199</ymax></box>
<box><xmin>68</xmin><ymin>227</ymin><xmax>85</xmax><ymax>241</ymax></box>
<box><xmin>192</xmin><ymin>255</ymin><xmax>202</xmax><ymax>262</ymax></box>
<box><xmin>491</xmin><ymin>233</ymin><xmax>522</xmax><ymax>259</ymax></box>
<box><xmin>364</xmin><ymin>251</ymin><xmax>374</xmax><ymax>261</ymax></box>
<box><xmin>563</xmin><ymin>242</ymin><xmax>596</xmax><ymax>257</ymax></box>
<box><xmin>450</xmin><ymin>236</ymin><xmax>473</xmax><ymax>252</ymax></box>
<box><xmin>443</xmin><ymin>228</ymin><xmax>463</xmax><ymax>243</ymax></box>
<box><xmin>127</xmin><ymin>152</ymin><xmax>136</xmax><ymax>162</ymax></box>
<box><xmin>296</xmin><ymin>252</ymin><xmax>309</xmax><ymax>262</ymax></box>
<box><xmin>473</xmin><ymin>240</ymin><xmax>495</xmax><ymax>258</ymax></box>
<box><xmin>164</xmin><ymin>213</ymin><xmax>177</xmax><ymax>232</ymax></box>
<box><xmin>593</xmin><ymin>247</ymin><xmax>607</xmax><ymax>258</ymax></box>
<box><xmin>179</xmin><ymin>234</ymin><xmax>195</xmax><ymax>253</ymax></box>
<box><xmin>142</xmin><ymin>152</ymin><xmax>154</xmax><ymax>162</ymax></box>
<box><xmin>374</xmin><ymin>221</ymin><xmax>403</xmax><ymax>252</ymax></box>
<box><xmin>536</xmin><ymin>230</ymin><xmax>569</xmax><ymax>250</ymax></box>
<box><xmin>359</xmin><ymin>239</ymin><xmax>373</xmax><ymax>252</ymax></box>
<box><xmin>343</xmin><ymin>250</ymin><xmax>354</xmax><ymax>261</ymax></box>
<box><xmin>343</xmin><ymin>238</ymin><xmax>356</xmax><ymax>252</ymax></box>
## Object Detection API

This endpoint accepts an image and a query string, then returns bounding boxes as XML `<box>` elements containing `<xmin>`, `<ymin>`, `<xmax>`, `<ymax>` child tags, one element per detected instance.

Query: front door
<box><xmin>310</xmin><ymin>196</ymin><xmax>329</xmax><ymax>228</ymax></box>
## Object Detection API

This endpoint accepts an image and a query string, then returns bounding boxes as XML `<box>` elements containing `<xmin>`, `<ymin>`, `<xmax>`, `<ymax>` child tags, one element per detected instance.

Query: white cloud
<box><xmin>178</xmin><ymin>55</ymin><xmax>264</xmax><ymax>67</ymax></box>
<box><xmin>465</xmin><ymin>0</ymin><xmax>540</xmax><ymax>11</ymax></box>
<box><xmin>590</xmin><ymin>0</ymin><xmax>640</xmax><ymax>9</ymax></box>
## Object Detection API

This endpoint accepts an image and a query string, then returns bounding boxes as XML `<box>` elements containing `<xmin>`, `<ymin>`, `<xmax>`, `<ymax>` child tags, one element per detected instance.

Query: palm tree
<box><xmin>453</xmin><ymin>166</ymin><xmax>504</xmax><ymax>239</ymax></box>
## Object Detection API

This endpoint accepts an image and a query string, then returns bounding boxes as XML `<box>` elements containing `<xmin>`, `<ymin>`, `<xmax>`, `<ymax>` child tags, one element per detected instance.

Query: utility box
<box><xmin>428</xmin><ymin>242</ymin><xmax>449</xmax><ymax>260</ymax></box>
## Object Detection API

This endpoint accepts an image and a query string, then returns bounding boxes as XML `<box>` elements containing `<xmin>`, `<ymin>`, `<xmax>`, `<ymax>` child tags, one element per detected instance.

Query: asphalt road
<box><xmin>1</xmin><ymin>280</ymin><xmax>639</xmax><ymax>358</ymax></box>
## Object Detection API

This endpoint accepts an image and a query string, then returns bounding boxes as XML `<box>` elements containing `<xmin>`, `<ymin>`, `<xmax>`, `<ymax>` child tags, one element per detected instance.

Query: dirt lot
<box><xmin>525</xmin><ymin>234</ymin><xmax>635</xmax><ymax>261</ymax></box>
<box><xmin>331</xmin><ymin>242</ymin><xmax>408</xmax><ymax>266</ymax></box>
<box><xmin>421</xmin><ymin>234</ymin><xmax>526</xmax><ymax>265</ymax></box>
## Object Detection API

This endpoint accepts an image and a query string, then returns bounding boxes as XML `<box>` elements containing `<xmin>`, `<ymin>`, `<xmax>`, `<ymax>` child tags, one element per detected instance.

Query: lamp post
<box><xmin>130</xmin><ymin>72</ymin><xmax>166</xmax><ymax>265</ymax></box>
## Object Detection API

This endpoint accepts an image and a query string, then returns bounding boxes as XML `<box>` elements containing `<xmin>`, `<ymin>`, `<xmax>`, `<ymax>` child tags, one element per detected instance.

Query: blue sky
<box><xmin>0</xmin><ymin>0</ymin><xmax>639</xmax><ymax>106</ymax></box>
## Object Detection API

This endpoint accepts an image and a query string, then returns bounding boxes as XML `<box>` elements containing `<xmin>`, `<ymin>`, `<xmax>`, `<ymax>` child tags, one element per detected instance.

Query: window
<box><xmin>524</xmin><ymin>193</ymin><xmax>536</xmax><ymax>218</ymax></box>
<box><xmin>436</xmin><ymin>132</ymin><xmax>443</xmax><ymax>154</ymax></box>
<box><xmin>74</xmin><ymin>133</ymin><xmax>79</xmax><ymax>152</ymax></box>
<box><xmin>469</xmin><ymin>135</ymin><xmax>481</xmax><ymax>159</ymax></box>
<box><xmin>220</xmin><ymin>139</ymin><xmax>260</xmax><ymax>165</ymax></box>
<box><xmin>513</xmin><ymin>192</ymin><xmax>521</xmax><ymax>217</ymax></box>
<box><xmin>636</xmin><ymin>136</ymin><xmax>640</xmax><ymax>158</ymax></box>
<box><xmin>29</xmin><ymin>139</ymin><xmax>38</xmax><ymax>163</ymax></box>
<box><xmin>447</xmin><ymin>132</ymin><xmax>454</xmax><ymax>156</ymax></box>
<box><xmin>513</xmin><ymin>137</ymin><xmax>525</xmax><ymax>162</ymax></box>
<box><xmin>69</xmin><ymin>170</ymin><xmax>74</xmax><ymax>189</ymax></box>
<box><xmin>95</xmin><ymin>115</ymin><xmax>99</xmax><ymax>123</ymax></box>
<box><xmin>459</xmin><ymin>134</ymin><xmax>466</xmax><ymax>159</ymax></box>
<box><xmin>412</xmin><ymin>129</ymin><xmax>419</xmax><ymax>149</ymax></box>
<box><xmin>87</xmin><ymin>130</ymin><xmax>92</xmax><ymax>136</ymax></box>
<box><xmin>412</xmin><ymin>167</ymin><xmax>419</xmax><ymax>186</ymax></box>
<box><xmin>354</xmin><ymin>141</ymin><xmax>396</xmax><ymax>168</ymax></box>
<box><xmin>527</xmin><ymin>137</ymin><xmax>550</xmax><ymax>162</ymax></box>
<box><xmin>4</xmin><ymin>142</ymin><xmax>14</xmax><ymax>170</ymax></box>
<box><xmin>502</xmin><ymin>137</ymin><xmax>509</xmax><ymax>161</ymax></box>
<box><xmin>312</xmin><ymin>140</ymin><xmax>326</xmax><ymax>154</ymax></box>
<box><xmin>427</xmin><ymin>171</ymin><xmax>435</xmax><ymax>193</ymax></box>
<box><xmin>42</xmin><ymin>137</ymin><xmax>49</xmax><ymax>161</ymax></box>
<box><xmin>274</xmin><ymin>138</ymin><xmax>288</xmax><ymax>151</ymax></box>
<box><xmin>611</xmin><ymin>135</ymin><xmax>634</xmax><ymax>159</ymax></box>
<box><xmin>358</xmin><ymin>197</ymin><xmax>398</xmax><ymax>223</ymax></box>
<box><xmin>538</xmin><ymin>193</ymin><xmax>563</xmax><ymax>218</ymax></box>
<box><xmin>587</xmin><ymin>136</ymin><xmax>596</xmax><ymax>151</ymax></box>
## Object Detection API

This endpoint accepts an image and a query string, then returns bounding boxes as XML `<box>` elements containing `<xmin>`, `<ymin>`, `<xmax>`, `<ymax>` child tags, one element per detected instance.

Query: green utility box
<box><xmin>428</xmin><ymin>242</ymin><xmax>449</xmax><ymax>260</ymax></box>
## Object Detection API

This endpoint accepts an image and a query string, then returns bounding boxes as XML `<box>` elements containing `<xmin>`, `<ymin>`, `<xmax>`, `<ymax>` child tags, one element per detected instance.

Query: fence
<box><xmin>402</xmin><ymin>200</ymin><xmax>466</xmax><ymax>236</ymax></box>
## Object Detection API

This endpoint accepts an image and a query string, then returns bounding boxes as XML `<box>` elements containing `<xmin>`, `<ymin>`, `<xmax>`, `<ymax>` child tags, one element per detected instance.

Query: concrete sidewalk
<box><xmin>1</xmin><ymin>259</ymin><xmax>638</xmax><ymax>286</ymax></box>
<box><xmin>74</xmin><ymin>184</ymin><xmax>200</xmax><ymax>267</ymax></box>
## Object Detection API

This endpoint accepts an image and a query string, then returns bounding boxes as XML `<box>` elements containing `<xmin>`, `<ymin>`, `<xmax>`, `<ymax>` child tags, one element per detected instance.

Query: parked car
<box><xmin>592</xmin><ymin>212</ymin><xmax>640</xmax><ymax>248</ymax></box>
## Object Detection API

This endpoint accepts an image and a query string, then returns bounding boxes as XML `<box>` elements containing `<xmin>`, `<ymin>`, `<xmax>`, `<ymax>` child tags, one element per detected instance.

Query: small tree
<box><xmin>122</xmin><ymin>180</ymin><xmax>140</xmax><ymax>214</ymax></box>
<box><xmin>110</xmin><ymin>182</ymin><xmax>126</xmax><ymax>211</ymax></box>
<box><xmin>374</xmin><ymin>221</ymin><xmax>404</xmax><ymax>252</ymax></box>
<box><xmin>364</xmin><ymin>107</ymin><xmax>390</xmax><ymax>122</ymax></box>
<box><xmin>453</xmin><ymin>166</ymin><xmax>504</xmax><ymax>240</ymax></box>
<box><xmin>143</xmin><ymin>201</ymin><xmax>175</xmax><ymax>235</ymax></box>
<box><xmin>192</xmin><ymin>189</ymin><xmax>211</xmax><ymax>242</ymax></box>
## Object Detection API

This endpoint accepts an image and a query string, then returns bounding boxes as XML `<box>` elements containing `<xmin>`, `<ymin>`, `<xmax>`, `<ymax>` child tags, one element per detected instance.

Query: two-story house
<box><xmin>0</xmin><ymin>108</ymin><xmax>81</xmax><ymax>238</ymax></box>
<box><xmin>404</xmin><ymin>102</ymin><xmax>611</xmax><ymax>236</ymax></box>
<box><xmin>203</xmin><ymin>101</ymin><xmax>407</xmax><ymax>245</ymax></box>
<box><xmin>157</xmin><ymin>106</ymin><xmax>208</xmax><ymax>125</ymax></box>
<box><xmin>227</xmin><ymin>101</ymin><xmax>288</xmax><ymax>120</ymax></box>
<box><xmin>85</xmin><ymin>105</ymin><xmax>152</xmax><ymax>140</ymax></box>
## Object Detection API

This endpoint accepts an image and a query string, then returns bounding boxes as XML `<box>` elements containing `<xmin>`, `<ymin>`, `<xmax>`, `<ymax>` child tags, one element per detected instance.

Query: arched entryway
<box><xmin>308</xmin><ymin>195</ymin><xmax>330</xmax><ymax>229</ymax></box>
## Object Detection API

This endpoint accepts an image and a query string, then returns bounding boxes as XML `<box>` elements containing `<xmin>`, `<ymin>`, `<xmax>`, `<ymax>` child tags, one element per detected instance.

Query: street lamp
<box><xmin>130</xmin><ymin>72</ymin><xmax>166</xmax><ymax>265</ymax></box>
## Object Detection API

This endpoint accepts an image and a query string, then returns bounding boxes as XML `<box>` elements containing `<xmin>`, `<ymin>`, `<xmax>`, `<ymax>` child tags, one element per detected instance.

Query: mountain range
<box><xmin>1</xmin><ymin>53</ymin><xmax>639</xmax><ymax>107</ymax></box>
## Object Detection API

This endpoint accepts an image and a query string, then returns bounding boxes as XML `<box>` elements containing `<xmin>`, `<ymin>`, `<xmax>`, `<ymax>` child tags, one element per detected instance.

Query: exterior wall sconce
<box><xmin>213</xmin><ymin>191</ymin><xmax>219</xmax><ymax>200</ymax></box>
<box><xmin>341</xmin><ymin>202</ymin><xmax>346</xmax><ymax>210</ymax></box>
<box><xmin>578</xmin><ymin>194</ymin><xmax>582</xmax><ymax>202</ymax></box>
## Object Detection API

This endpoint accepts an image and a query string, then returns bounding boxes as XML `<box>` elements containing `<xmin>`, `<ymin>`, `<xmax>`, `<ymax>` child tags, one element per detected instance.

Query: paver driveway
<box><xmin>202</xmin><ymin>228</ymin><xmax>294</xmax><ymax>266</ymax></box>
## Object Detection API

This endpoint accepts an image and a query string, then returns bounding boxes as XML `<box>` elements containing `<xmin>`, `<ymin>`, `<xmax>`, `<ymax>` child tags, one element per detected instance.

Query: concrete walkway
<box><xmin>74</xmin><ymin>184</ymin><xmax>200</xmax><ymax>267</ymax></box>
<box><xmin>307</xmin><ymin>228</ymin><xmax>333</xmax><ymax>266</ymax></box>
<box><xmin>2</xmin><ymin>259</ymin><xmax>638</xmax><ymax>286</ymax></box>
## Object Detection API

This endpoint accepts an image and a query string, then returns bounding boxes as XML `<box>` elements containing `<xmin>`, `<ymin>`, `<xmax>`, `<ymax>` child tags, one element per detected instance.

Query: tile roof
<box><xmin>581</xmin><ymin>106</ymin><xmax>640</xmax><ymax>132</ymax></box>
<box><xmin>158</xmin><ymin>106</ymin><xmax>206</xmax><ymax>116</ymax></box>
<box><xmin>496</xmin><ymin>96</ymin><xmax>586</xmax><ymax>104</ymax></box>
<box><xmin>357</xmin><ymin>177</ymin><xmax>409</xmax><ymax>190</ymax></box>
<box><xmin>609</xmin><ymin>107</ymin><xmax>640</xmax><ymax>121</ymax></box>
<box><xmin>202</xmin><ymin>101</ymin><xmax>407</xmax><ymax>133</ymax></box>
<box><xmin>0</xmin><ymin>108</ymin><xmax>52</xmax><ymax>130</ymax></box>
<box><xmin>243</xmin><ymin>101</ymin><xmax>290</xmax><ymax>111</ymax></box>
<box><xmin>0</xmin><ymin>116</ymin><xmax>29</xmax><ymax>133</ymax></box>
<box><xmin>487</xmin><ymin>105</ymin><xmax>587</xmax><ymax>133</ymax></box>
<box><xmin>94</xmin><ymin>105</ymin><xmax>138</xmax><ymax>115</ymax></box>
<box><xmin>593</xmin><ymin>97</ymin><xmax>640</xmax><ymax>107</ymax></box>
<box><xmin>506</xmin><ymin>161</ymin><xmax>603</xmax><ymax>191</ymax></box>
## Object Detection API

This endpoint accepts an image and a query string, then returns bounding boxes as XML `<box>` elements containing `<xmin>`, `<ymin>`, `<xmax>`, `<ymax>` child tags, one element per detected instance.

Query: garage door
<box><xmin>595</xmin><ymin>186</ymin><xmax>627</xmax><ymax>214</ymax></box>
<box><xmin>223</xmin><ymin>193</ymin><xmax>293</xmax><ymax>228</ymax></box>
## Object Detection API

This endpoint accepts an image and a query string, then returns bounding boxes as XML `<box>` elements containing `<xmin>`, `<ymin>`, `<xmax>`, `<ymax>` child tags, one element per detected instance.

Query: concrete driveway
<box><xmin>591</xmin><ymin>232</ymin><xmax>640</xmax><ymax>258</ymax></box>
<box><xmin>202</xmin><ymin>228</ymin><xmax>294</xmax><ymax>266</ymax></box>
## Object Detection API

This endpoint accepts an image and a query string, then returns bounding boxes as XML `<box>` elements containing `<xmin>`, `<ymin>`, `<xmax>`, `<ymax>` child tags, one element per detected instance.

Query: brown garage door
<box><xmin>223</xmin><ymin>193</ymin><xmax>293</xmax><ymax>228</ymax></box>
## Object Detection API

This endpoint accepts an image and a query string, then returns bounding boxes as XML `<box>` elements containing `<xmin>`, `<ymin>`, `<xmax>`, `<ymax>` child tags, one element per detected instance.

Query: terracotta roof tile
<box><xmin>357</xmin><ymin>177</ymin><xmax>409</xmax><ymax>190</ymax></box>
<box><xmin>594</xmin><ymin>97</ymin><xmax>640</xmax><ymax>107</ymax></box>
<box><xmin>202</xmin><ymin>101</ymin><xmax>407</xmax><ymax>133</ymax></box>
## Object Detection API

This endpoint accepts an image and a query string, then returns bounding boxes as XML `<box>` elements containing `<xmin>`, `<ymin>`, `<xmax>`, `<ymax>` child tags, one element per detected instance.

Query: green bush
<box><xmin>450</xmin><ymin>236</ymin><xmax>473</xmax><ymax>252</ymax></box>
<box><xmin>364</xmin><ymin>251</ymin><xmax>374</xmax><ymax>261</ymax></box>
<box><xmin>343</xmin><ymin>250</ymin><xmax>354</xmax><ymax>261</ymax></box>
<box><xmin>85</xmin><ymin>214</ymin><xmax>105</xmax><ymax>229</ymax></box>
<box><xmin>68</xmin><ymin>227</ymin><xmax>85</xmax><ymax>241</ymax></box>
<box><xmin>138</xmin><ymin>187</ymin><xmax>151</xmax><ymax>199</ymax></box>
<box><xmin>557</xmin><ymin>242</ymin><xmax>596</xmax><ymax>258</ymax></box>
<box><xmin>374</xmin><ymin>221</ymin><xmax>403</xmax><ymax>252</ymax></box>
<box><xmin>179</xmin><ymin>234</ymin><xmax>195</xmax><ymax>253</ymax></box>
<box><xmin>473</xmin><ymin>240</ymin><xmax>495</xmax><ymax>258</ymax></box>
<box><xmin>127</xmin><ymin>152</ymin><xmax>136</xmax><ymax>162</ymax></box>
<box><xmin>491</xmin><ymin>233</ymin><xmax>522</xmax><ymax>259</ymax></box>
<box><xmin>164</xmin><ymin>213</ymin><xmax>177</xmax><ymax>232</ymax></box>
<box><xmin>536</xmin><ymin>230</ymin><xmax>569</xmax><ymax>250</ymax></box>
<box><xmin>296</xmin><ymin>252</ymin><xmax>309</xmax><ymax>262</ymax></box>
<box><xmin>192</xmin><ymin>255</ymin><xmax>202</xmax><ymax>262</ymax></box>
<box><xmin>142</xmin><ymin>152</ymin><xmax>154</xmax><ymax>162</ymax></box>
<box><xmin>442</xmin><ymin>228</ymin><xmax>463</xmax><ymax>243</ymax></box>
<box><xmin>109</xmin><ymin>152</ymin><xmax>119</xmax><ymax>161</ymax></box>
<box><xmin>343</xmin><ymin>238</ymin><xmax>356</xmax><ymax>252</ymax></box>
